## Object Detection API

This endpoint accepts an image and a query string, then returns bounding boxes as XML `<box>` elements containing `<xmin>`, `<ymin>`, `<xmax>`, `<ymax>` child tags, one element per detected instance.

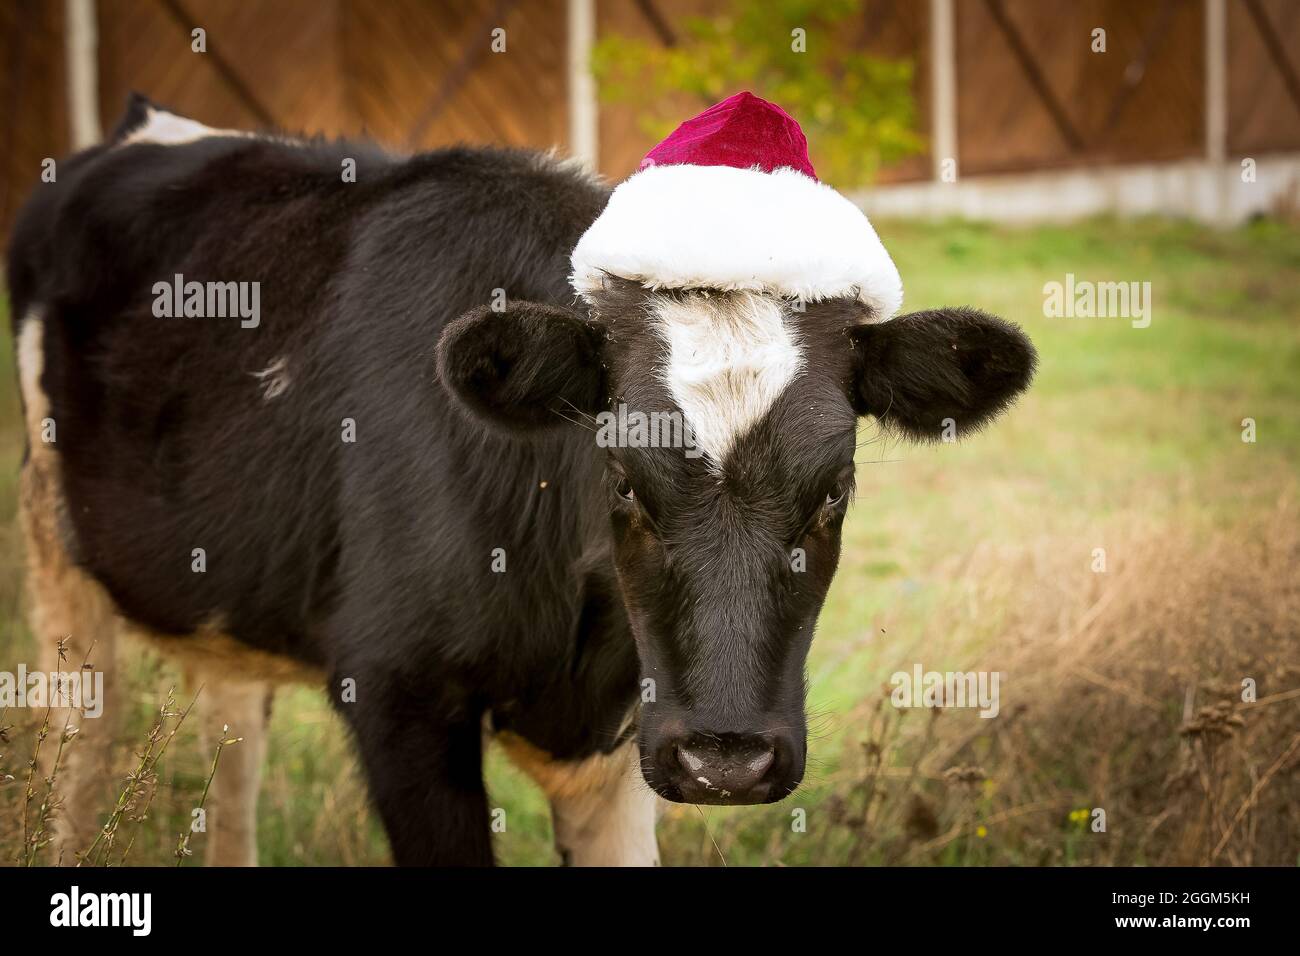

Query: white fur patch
<box><xmin>251</xmin><ymin>356</ymin><xmax>291</xmax><ymax>401</ymax></box>
<box><xmin>17</xmin><ymin>313</ymin><xmax>51</xmax><ymax>441</ymax></box>
<box><xmin>549</xmin><ymin>741</ymin><xmax>660</xmax><ymax>867</ymax></box>
<box><xmin>497</xmin><ymin>729</ymin><xmax>660</xmax><ymax>867</ymax></box>
<box><xmin>654</xmin><ymin>292</ymin><xmax>804</xmax><ymax>466</ymax></box>
<box><xmin>118</xmin><ymin>107</ymin><xmax>251</xmax><ymax>148</ymax></box>
<box><xmin>571</xmin><ymin>164</ymin><xmax>903</xmax><ymax>319</ymax></box>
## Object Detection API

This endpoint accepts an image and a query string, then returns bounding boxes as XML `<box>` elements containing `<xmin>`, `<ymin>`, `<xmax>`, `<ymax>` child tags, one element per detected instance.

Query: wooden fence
<box><xmin>3</xmin><ymin>0</ymin><xmax>1299</xmax><ymax>239</ymax></box>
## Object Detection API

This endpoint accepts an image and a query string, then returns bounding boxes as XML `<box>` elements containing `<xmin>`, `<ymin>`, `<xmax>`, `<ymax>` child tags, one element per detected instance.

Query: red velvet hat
<box><xmin>638</xmin><ymin>91</ymin><xmax>818</xmax><ymax>180</ymax></box>
<box><xmin>571</xmin><ymin>91</ymin><xmax>902</xmax><ymax>319</ymax></box>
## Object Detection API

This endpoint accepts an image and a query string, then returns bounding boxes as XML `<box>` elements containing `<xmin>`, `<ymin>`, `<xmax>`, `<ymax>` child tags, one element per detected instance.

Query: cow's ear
<box><xmin>848</xmin><ymin>307</ymin><xmax>1036</xmax><ymax>441</ymax></box>
<box><xmin>436</xmin><ymin>301</ymin><xmax>604</xmax><ymax>432</ymax></box>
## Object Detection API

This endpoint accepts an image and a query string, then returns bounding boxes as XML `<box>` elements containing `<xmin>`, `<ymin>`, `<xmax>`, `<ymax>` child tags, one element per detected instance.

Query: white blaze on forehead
<box><xmin>654</xmin><ymin>292</ymin><xmax>804</xmax><ymax>466</ymax></box>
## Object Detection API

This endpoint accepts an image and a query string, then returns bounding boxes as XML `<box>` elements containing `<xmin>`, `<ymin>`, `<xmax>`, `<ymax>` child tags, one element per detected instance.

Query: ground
<box><xmin>1</xmin><ymin>216</ymin><xmax>1297</xmax><ymax>866</ymax></box>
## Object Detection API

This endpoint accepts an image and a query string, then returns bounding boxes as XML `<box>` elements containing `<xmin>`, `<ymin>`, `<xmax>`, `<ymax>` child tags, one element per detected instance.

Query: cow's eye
<box><xmin>825</xmin><ymin>475</ymin><xmax>852</xmax><ymax>509</ymax></box>
<box><xmin>615</xmin><ymin>476</ymin><xmax>635</xmax><ymax>502</ymax></box>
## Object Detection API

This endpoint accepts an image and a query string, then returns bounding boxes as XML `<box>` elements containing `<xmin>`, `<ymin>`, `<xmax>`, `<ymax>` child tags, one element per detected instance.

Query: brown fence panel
<box><xmin>97</xmin><ymin>0</ymin><xmax>347</xmax><ymax>136</ymax></box>
<box><xmin>97</xmin><ymin>0</ymin><xmax>570</xmax><ymax>150</ymax></box>
<box><xmin>6</xmin><ymin>0</ymin><xmax>1300</xmax><ymax>245</ymax></box>
<box><xmin>1</xmin><ymin>0</ymin><xmax>69</xmax><ymax>243</ymax></box>
<box><xmin>348</xmin><ymin>0</ymin><xmax>567</xmax><ymax>153</ymax></box>
<box><xmin>1228</xmin><ymin>0</ymin><xmax>1300</xmax><ymax>155</ymax></box>
<box><xmin>957</xmin><ymin>0</ymin><xmax>1203</xmax><ymax>176</ymax></box>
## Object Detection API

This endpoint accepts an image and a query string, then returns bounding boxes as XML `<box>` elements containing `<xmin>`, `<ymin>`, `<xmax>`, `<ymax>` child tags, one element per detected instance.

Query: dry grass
<box><xmin>889</xmin><ymin>500</ymin><xmax>1296</xmax><ymax>865</ymax></box>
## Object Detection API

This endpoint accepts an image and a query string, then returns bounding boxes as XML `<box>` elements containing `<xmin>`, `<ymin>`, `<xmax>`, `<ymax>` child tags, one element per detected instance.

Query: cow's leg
<box><xmin>500</xmin><ymin>732</ymin><xmax>660</xmax><ymax>866</ymax></box>
<box><xmin>551</xmin><ymin>742</ymin><xmax>660</xmax><ymax>867</ymax></box>
<box><xmin>338</xmin><ymin>669</ymin><xmax>493</xmax><ymax>866</ymax></box>
<box><xmin>194</xmin><ymin>678</ymin><xmax>271</xmax><ymax>866</ymax></box>
<box><xmin>20</xmin><ymin>442</ymin><xmax>119</xmax><ymax>864</ymax></box>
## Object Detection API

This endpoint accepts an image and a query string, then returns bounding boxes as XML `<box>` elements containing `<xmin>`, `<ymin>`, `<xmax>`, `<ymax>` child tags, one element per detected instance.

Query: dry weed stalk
<box><xmin>78</xmin><ymin>686</ymin><xmax>197</xmax><ymax>867</ymax></box>
<box><xmin>175</xmin><ymin>724</ymin><xmax>242</xmax><ymax>865</ymax></box>
<box><xmin>20</xmin><ymin>637</ymin><xmax>95</xmax><ymax>866</ymax></box>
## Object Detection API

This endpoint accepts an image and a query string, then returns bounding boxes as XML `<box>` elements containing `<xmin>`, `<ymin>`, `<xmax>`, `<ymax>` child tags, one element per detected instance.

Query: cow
<box><xmin>6</xmin><ymin>92</ymin><xmax>1036</xmax><ymax>866</ymax></box>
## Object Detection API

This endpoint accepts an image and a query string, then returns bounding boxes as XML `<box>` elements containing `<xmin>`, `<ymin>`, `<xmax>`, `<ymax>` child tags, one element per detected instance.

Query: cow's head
<box><xmin>438</xmin><ymin>155</ymin><xmax>1035</xmax><ymax>806</ymax></box>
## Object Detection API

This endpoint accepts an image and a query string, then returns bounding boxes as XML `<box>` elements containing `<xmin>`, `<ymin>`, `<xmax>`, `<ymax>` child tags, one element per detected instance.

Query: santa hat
<box><xmin>570</xmin><ymin>91</ymin><xmax>903</xmax><ymax>320</ymax></box>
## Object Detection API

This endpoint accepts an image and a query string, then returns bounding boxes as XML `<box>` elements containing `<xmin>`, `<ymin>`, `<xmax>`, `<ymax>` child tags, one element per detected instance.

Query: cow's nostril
<box><xmin>746</xmin><ymin>748</ymin><xmax>775</xmax><ymax>776</ymax></box>
<box><xmin>677</xmin><ymin>746</ymin><xmax>706</xmax><ymax>773</ymax></box>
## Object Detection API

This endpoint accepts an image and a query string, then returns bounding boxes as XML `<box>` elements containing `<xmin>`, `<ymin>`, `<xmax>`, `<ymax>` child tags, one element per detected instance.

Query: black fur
<box><xmin>8</xmin><ymin>97</ymin><xmax>622</xmax><ymax>865</ymax></box>
<box><xmin>437</xmin><ymin>302</ymin><xmax>604</xmax><ymax>432</ymax></box>
<box><xmin>849</xmin><ymin>307</ymin><xmax>1037</xmax><ymax>441</ymax></box>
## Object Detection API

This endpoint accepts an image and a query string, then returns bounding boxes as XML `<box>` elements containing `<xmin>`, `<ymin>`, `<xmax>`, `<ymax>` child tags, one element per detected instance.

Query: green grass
<box><xmin>2</xmin><ymin>215</ymin><xmax>1298</xmax><ymax>866</ymax></box>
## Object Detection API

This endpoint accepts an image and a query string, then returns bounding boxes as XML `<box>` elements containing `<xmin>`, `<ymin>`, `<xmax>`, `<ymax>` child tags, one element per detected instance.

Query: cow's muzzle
<box><xmin>648</xmin><ymin>729</ymin><xmax>800</xmax><ymax>805</ymax></box>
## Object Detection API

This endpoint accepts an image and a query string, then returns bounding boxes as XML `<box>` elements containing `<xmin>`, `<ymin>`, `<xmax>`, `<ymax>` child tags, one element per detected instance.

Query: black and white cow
<box><xmin>6</xmin><ymin>93</ymin><xmax>1035</xmax><ymax>866</ymax></box>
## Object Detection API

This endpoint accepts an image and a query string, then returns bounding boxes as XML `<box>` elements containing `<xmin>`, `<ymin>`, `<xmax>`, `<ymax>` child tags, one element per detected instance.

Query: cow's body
<box><xmin>9</xmin><ymin>98</ymin><xmax>652</xmax><ymax>865</ymax></box>
<box><xmin>10</xmin><ymin>95</ymin><xmax>1036</xmax><ymax>867</ymax></box>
